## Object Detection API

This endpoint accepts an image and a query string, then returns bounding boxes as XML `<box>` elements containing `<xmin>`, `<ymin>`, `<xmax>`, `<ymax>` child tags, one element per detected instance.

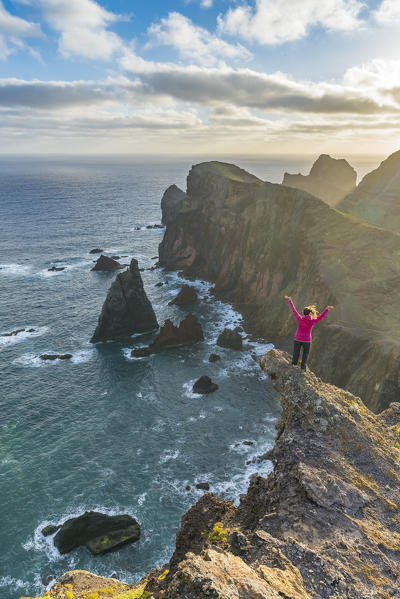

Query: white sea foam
<box><xmin>182</xmin><ymin>379</ymin><xmax>198</xmax><ymax>399</ymax></box>
<box><xmin>13</xmin><ymin>349</ymin><xmax>94</xmax><ymax>368</ymax></box>
<box><xmin>0</xmin><ymin>263</ymin><xmax>31</xmax><ymax>276</ymax></box>
<box><xmin>0</xmin><ymin>326</ymin><xmax>48</xmax><ymax>347</ymax></box>
<box><xmin>159</xmin><ymin>449</ymin><xmax>180</xmax><ymax>463</ymax></box>
<box><xmin>0</xmin><ymin>576</ymin><xmax>25</xmax><ymax>589</ymax></box>
<box><xmin>70</xmin><ymin>349</ymin><xmax>96</xmax><ymax>364</ymax></box>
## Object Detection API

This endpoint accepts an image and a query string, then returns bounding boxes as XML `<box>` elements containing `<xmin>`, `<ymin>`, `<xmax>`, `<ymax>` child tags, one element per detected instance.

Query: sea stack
<box><xmin>161</xmin><ymin>184</ymin><xmax>187</xmax><ymax>224</ymax></box>
<box><xmin>283</xmin><ymin>154</ymin><xmax>357</xmax><ymax>206</ymax></box>
<box><xmin>91</xmin><ymin>258</ymin><xmax>158</xmax><ymax>343</ymax></box>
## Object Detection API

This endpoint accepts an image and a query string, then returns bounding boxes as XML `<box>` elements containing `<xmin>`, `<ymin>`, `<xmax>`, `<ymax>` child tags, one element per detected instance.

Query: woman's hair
<box><xmin>303</xmin><ymin>304</ymin><xmax>318</xmax><ymax>319</ymax></box>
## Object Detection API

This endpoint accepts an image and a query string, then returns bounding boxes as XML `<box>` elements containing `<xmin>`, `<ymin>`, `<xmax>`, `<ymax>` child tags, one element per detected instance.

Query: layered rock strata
<box><xmin>339</xmin><ymin>149</ymin><xmax>400</xmax><ymax>232</ymax></box>
<box><xmin>283</xmin><ymin>154</ymin><xmax>357</xmax><ymax>206</ymax></box>
<box><xmin>28</xmin><ymin>350</ymin><xmax>400</xmax><ymax>599</ymax></box>
<box><xmin>159</xmin><ymin>160</ymin><xmax>400</xmax><ymax>411</ymax></box>
<box><xmin>91</xmin><ymin>258</ymin><xmax>158</xmax><ymax>343</ymax></box>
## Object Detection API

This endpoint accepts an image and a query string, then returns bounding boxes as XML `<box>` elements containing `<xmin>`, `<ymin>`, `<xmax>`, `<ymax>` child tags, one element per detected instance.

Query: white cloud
<box><xmin>0</xmin><ymin>1</ymin><xmax>41</xmax><ymax>59</ymax></box>
<box><xmin>374</xmin><ymin>0</ymin><xmax>400</xmax><ymax>24</ymax></box>
<box><xmin>201</xmin><ymin>0</ymin><xmax>213</xmax><ymax>7</ymax></box>
<box><xmin>147</xmin><ymin>12</ymin><xmax>251</xmax><ymax>66</ymax></box>
<box><xmin>23</xmin><ymin>0</ymin><xmax>124</xmax><ymax>60</ymax></box>
<box><xmin>218</xmin><ymin>0</ymin><xmax>365</xmax><ymax>45</ymax></box>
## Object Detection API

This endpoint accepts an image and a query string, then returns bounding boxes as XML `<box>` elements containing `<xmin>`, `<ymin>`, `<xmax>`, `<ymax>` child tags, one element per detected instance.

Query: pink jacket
<box><xmin>289</xmin><ymin>299</ymin><xmax>328</xmax><ymax>343</ymax></box>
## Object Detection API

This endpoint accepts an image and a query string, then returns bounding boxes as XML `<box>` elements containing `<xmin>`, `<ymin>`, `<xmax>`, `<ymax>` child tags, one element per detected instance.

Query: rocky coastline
<box><xmin>25</xmin><ymin>349</ymin><xmax>400</xmax><ymax>598</ymax></box>
<box><xmin>159</xmin><ymin>158</ymin><xmax>400</xmax><ymax>413</ymax></box>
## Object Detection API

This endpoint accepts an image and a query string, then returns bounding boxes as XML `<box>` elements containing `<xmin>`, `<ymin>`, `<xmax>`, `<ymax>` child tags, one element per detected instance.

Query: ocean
<box><xmin>0</xmin><ymin>154</ymin><xmax>381</xmax><ymax>598</ymax></box>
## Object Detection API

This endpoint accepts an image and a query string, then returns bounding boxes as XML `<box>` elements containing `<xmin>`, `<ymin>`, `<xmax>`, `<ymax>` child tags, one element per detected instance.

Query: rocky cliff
<box><xmin>26</xmin><ymin>350</ymin><xmax>400</xmax><ymax>599</ymax></box>
<box><xmin>339</xmin><ymin>150</ymin><xmax>400</xmax><ymax>232</ymax></box>
<box><xmin>159</xmin><ymin>160</ymin><xmax>400</xmax><ymax>412</ymax></box>
<box><xmin>283</xmin><ymin>154</ymin><xmax>357</xmax><ymax>207</ymax></box>
<box><xmin>161</xmin><ymin>185</ymin><xmax>187</xmax><ymax>225</ymax></box>
<box><xmin>91</xmin><ymin>258</ymin><xmax>158</xmax><ymax>343</ymax></box>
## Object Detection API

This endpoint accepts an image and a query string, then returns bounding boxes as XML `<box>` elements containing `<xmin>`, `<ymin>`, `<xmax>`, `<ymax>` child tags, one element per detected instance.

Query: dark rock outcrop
<box><xmin>339</xmin><ymin>149</ymin><xmax>400</xmax><ymax>232</ymax></box>
<box><xmin>283</xmin><ymin>154</ymin><xmax>357</xmax><ymax>206</ymax></box>
<box><xmin>2</xmin><ymin>328</ymin><xmax>34</xmax><ymax>337</ymax></box>
<box><xmin>91</xmin><ymin>255</ymin><xmax>124</xmax><ymax>271</ymax></box>
<box><xmin>40</xmin><ymin>354</ymin><xmax>72</xmax><ymax>361</ymax></box>
<box><xmin>168</xmin><ymin>284</ymin><xmax>198</xmax><ymax>305</ymax></box>
<box><xmin>195</xmin><ymin>482</ymin><xmax>210</xmax><ymax>491</ymax></box>
<box><xmin>53</xmin><ymin>511</ymin><xmax>140</xmax><ymax>555</ymax></box>
<box><xmin>161</xmin><ymin>184</ymin><xmax>187</xmax><ymax>224</ymax></box>
<box><xmin>91</xmin><ymin>258</ymin><xmax>158</xmax><ymax>343</ymax></box>
<box><xmin>89</xmin><ymin>248</ymin><xmax>104</xmax><ymax>254</ymax></box>
<box><xmin>131</xmin><ymin>313</ymin><xmax>203</xmax><ymax>357</ymax></box>
<box><xmin>48</xmin><ymin>266</ymin><xmax>65</xmax><ymax>272</ymax></box>
<box><xmin>159</xmin><ymin>159</ymin><xmax>400</xmax><ymax>412</ymax></box>
<box><xmin>217</xmin><ymin>328</ymin><xmax>243</xmax><ymax>350</ymax></box>
<box><xmin>41</xmin><ymin>524</ymin><xmax>60</xmax><ymax>537</ymax></box>
<box><xmin>192</xmin><ymin>375</ymin><xmax>218</xmax><ymax>394</ymax></box>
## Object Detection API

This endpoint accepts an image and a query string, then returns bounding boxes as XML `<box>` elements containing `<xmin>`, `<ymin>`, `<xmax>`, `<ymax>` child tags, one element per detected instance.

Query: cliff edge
<box><xmin>159</xmin><ymin>160</ymin><xmax>400</xmax><ymax>412</ymax></box>
<box><xmin>25</xmin><ymin>350</ymin><xmax>400</xmax><ymax>599</ymax></box>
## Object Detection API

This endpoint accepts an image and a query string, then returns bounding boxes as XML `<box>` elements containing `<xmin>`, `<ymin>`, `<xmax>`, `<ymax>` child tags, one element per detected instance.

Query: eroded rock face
<box><xmin>168</xmin><ymin>284</ymin><xmax>198</xmax><ymax>305</ymax></box>
<box><xmin>283</xmin><ymin>154</ymin><xmax>357</xmax><ymax>206</ymax></box>
<box><xmin>339</xmin><ymin>149</ymin><xmax>400</xmax><ymax>232</ymax></box>
<box><xmin>161</xmin><ymin>184</ymin><xmax>187</xmax><ymax>224</ymax></box>
<box><xmin>91</xmin><ymin>255</ymin><xmax>124</xmax><ymax>271</ymax></box>
<box><xmin>53</xmin><ymin>511</ymin><xmax>140</xmax><ymax>555</ymax></box>
<box><xmin>131</xmin><ymin>313</ymin><xmax>204</xmax><ymax>356</ymax></box>
<box><xmin>158</xmin><ymin>159</ymin><xmax>400</xmax><ymax>411</ymax></box>
<box><xmin>91</xmin><ymin>258</ymin><xmax>158</xmax><ymax>343</ymax></box>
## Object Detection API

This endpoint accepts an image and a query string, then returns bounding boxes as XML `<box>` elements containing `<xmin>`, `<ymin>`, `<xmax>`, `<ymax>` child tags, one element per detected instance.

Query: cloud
<box><xmin>374</xmin><ymin>0</ymin><xmax>400</xmax><ymax>24</ymax></box>
<box><xmin>217</xmin><ymin>0</ymin><xmax>365</xmax><ymax>45</ymax></box>
<box><xmin>22</xmin><ymin>0</ymin><xmax>124</xmax><ymax>60</ymax></box>
<box><xmin>0</xmin><ymin>1</ymin><xmax>41</xmax><ymax>59</ymax></box>
<box><xmin>147</xmin><ymin>12</ymin><xmax>251</xmax><ymax>66</ymax></box>
<box><xmin>201</xmin><ymin>0</ymin><xmax>213</xmax><ymax>7</ymax></box>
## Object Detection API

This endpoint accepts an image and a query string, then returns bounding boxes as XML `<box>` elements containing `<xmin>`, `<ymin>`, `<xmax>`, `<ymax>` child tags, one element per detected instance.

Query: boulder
<box><xmin>48</xmin><ymin>266</ymin><xmax>65</xmax><ymax>272</ymax></box>
<box><xmin>42</xmin><ymin>524</ymin><xmax>61</xmax><ymax>536</ymax></box>
<box><xmin>91</xmin><ymin>255</ymin><xmax>125</xmax><ymax>272</ymax></box>
<box><xmin>208</xmin><ymin>353</ymin><xmax>221</xmax><ymax>362</ymax></box>
<box><xmin>195</xmin><ymin>482</ymin><xmax>210</xmax><ymax>490</ymax></box>
<box><xmin>91</xmin><ymin>258</ymin><xmax>158</xmax><ymax>343</ymax></box>
<box><xmin>283</xmin><ymin>154</ymin><xmax>357</xmax><ymax>206</ymax></box>
<box><xmin>217</xmin><ymin>328</ymin><xmax>243</xmax><ymax>350</ymax></box>
<box><xmin>168</xmin><ymin>285</ymin><xmax>198</xmax><ymax>305</ymax></box>
<box><xmin>131</xmin><ymin>313</ymin><xmax>203</xmax><ymax>357</ymax></box>
<box><xmin>40</xmin><ymin>354</ymin><xmax>72</xmax><ymax>361</ymax></box>
<box><xmin>89</xmin><ymin>248</ymin><xmax>104</xmax><ymax>254</ymax></box>
<box><xmin>53</xmin><ymin>511</ymin><xmax>140</xmax><ymax>555</ymax></box>
<box><xmin>161</xmin><ymin>184</ymin><xmax>187</xmax><ymax>224</ymax></box>
<box><xmin>192</xmin><ymin>376</ymin><xmax>218</xmax><ymax>394</ymax></box>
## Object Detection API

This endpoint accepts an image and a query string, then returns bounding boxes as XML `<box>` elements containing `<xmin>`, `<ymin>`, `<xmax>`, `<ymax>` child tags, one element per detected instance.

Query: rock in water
<box><xmin>217</xmin><ymin>328</ymin><xmax>243</xmax><ymax>350</ymax></box>
<box><xmin>53</xmin><ymin>511</ymin><xmax>140</xmax><ymax>555</ymax></box>
<box><xmin>40</xmin><ymin>354</ymin><xmax>72</xmax><ymax>361</ymax></box>
<box><xmin>131</xmin><ymin>313</ymin><xmax>203</xmax><ymax>357</ymax></box>
<box><xmin>89</xmin><ymin>248</ymin><xmax>104</xmax><ymax>254</ymax></box>
<box><xmin>168</xmin><ymin>284</ymin><xmax>198</xmax><ymax>305</ymax></box>
<box><xmin>208</xmin><ymin>353</ymin><xmax>221</xmax><ymax>362</ymax></box>
<box><xmin>91</xmin><ymin>259</ymin><xmax>158</xmax><ymax>343</ymax></box>
<box><xmin>91</xmin><ymin>255</ymin><xmax>124</xmax><ymax>271</ymax></box>
<box><xmin>41</xmin><ymin>524</ymin><xmax>60</xmax><ymax>536</ymax></box>
<box><xmin>283</xmin><ymin>154</ymin><xmax>357</xmax><ymax>206</ymax></box>
<box><xmin>161</xmin><ymin>184</ymin><xmax>186</xmax><ymax>224</ymax></box>
<box><xmin>192</xmin><ymin>376</ymin><xmax>218</xmax><ymax>394</ymax></box>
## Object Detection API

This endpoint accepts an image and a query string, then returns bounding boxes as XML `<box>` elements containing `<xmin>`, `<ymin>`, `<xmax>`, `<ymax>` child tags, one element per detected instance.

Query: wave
<box><xmin>12</xmin><ymin>349</ymin><xmax>95</xmax><ymax>368</ymax></box>
<box><xmin>0</xmin><ymin>263</ymin><xmax>31</xmax><ymax>276</ymax></box>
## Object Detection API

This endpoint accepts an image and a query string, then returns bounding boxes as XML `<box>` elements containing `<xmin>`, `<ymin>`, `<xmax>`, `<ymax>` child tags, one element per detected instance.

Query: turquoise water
<box><xmin>0</xmin><ymin>155</ymin><xmax>379</xmax><ymax>598</ymax></box>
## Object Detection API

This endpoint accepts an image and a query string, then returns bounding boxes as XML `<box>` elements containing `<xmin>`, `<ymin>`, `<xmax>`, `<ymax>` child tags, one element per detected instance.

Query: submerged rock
<box><xmin>91</xmin><ymin>255</ymin><xmax>125</xmax><ymax>271</ymax></box>
<box><xmin>217</xmin><ymin>328</ymin><xmax>243</xmax><ymax>350</ymax></box>
<box><xmin>208</xmin><ymin>353</ymin><xmax>221</xmax><ymax>362</ymax></box>
<box><xmin>192</xmin><ymin>375</ymin><xmax>218</xmax><ymax>394</ymax></box>
<box><xmin>161</xmin><ymin>184</ymin><xmax>187</xmax><ymax>224</ymax></box>
<box><xmin>91</xmin><ymin>258</ymin><xmax>158</xmax><ymax>343</ymax></box>
<box><xmin>48</xmin><ymin>266</ymin><xmax>65</xmax><ymax>272</ymax></box>
<box><xmin>195</xmin><ymin>482</ymin><xmax>210</xmax><ymax>491</ymax></box>
<box><xmin>283</xmin><ymin>154</ymin><xmax>357</xmax><ymax>206</ymax></box>
<box><xmin>2</xmin><ymin>328</ymin><xmax>33</xmax><ymax>337</ymax></box>
<box><xmin>131</xmin><ymin>313</ymin><xmax>203</xmax><ymax>357</ymax></box>
<box><xmin>168</xmin><ymin>284</ymin><xmax>198</xmax><ymax>305</ymax></box>
<box><xmin>40</xmin><ymin>354</ymin><xmax>72</xmax><ymax>361</ymax></box>
<box><xmin>53</xmin><ymin>511</ymin><xmax>140</xmax><ymax>555</ymax></box>
<box><xmin>89</xmin><ymin>248</ymin><xmax>104</xmax><ymax>254</ymax></box>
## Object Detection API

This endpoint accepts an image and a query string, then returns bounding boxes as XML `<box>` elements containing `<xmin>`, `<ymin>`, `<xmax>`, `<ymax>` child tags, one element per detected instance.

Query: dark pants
<box><xmin>292</xmin><ymin>340</ymin><xmax>310</xmax><ymax>370</ymax></box>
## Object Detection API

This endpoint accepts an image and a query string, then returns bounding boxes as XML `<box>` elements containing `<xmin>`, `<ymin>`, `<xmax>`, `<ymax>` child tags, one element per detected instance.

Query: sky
<box><xmin>0</xmin><ymin>0</ymin><xmax>400</xmax><ymax>156</ymax></box>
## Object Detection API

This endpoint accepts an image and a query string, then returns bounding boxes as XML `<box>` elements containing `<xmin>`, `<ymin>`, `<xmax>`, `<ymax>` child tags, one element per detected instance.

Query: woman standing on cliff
<box><xmin>284</xmin><ymin>296</ymin><xmax>334</xmax><ymax>371</ymax></box>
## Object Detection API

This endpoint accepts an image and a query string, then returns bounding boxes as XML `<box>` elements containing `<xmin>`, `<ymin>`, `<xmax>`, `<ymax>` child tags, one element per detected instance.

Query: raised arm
<box><xmin>315</xmin><ymin>305</ymin><xmax>334</xmax><ymax>322</ymax></box>
<box><xmin>284</xmin><ymin>296</ymin><xmax>301</xmax><ymax>322</ymax></box>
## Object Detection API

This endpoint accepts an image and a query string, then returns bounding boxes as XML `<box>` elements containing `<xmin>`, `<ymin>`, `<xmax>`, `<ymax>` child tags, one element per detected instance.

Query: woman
<box><xmin>284</xmin><ymin>296</ymin><xmax>334</xmax><ymax>371</ymax></box>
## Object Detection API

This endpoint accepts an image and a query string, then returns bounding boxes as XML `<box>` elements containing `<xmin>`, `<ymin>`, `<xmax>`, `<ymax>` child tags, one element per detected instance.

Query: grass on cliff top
<box><xmin>198</xmin><ymin>161</ymin><xmax>261</xmax><ymax>183</ymax></box>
